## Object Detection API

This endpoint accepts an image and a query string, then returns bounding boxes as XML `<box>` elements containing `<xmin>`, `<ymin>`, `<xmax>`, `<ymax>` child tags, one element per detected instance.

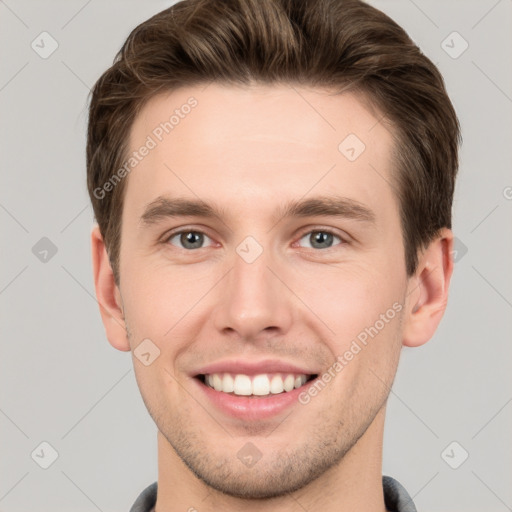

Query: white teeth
<box><xmin>283</xmin><ymin>374</ymin><xmax>295</xmax><ymax>392</ymax></box>
<box><xmin>233</xmin><ymin>374</ymin><xmax>252</xmax><ymax>395</ymax></box>
<box><xmin>222</xmin><ymin>373</ymin><xmax>234</xmax><ymax>393</ymax></box>
<box><xmin>252</xmin><ymin>374</ymin><xmax>270</xmax><ymax>395</ymax></box>
<box><xmin>212</xmin><ymin>374</ymin><xmax>222</xmax><ymax>391</ymax></box>
<box><xmin>203</xmin><ymin>372</ymin><xmax>312</xmax><ymax>396</ymax></box>
<box><xmin>294</xmin><ymin>375</ymin><xmax>307</xmax><ymax>388</ymax></box>
<box><xmin>269</xmin><ymin>375</ymin><xmax>284</xmax><ymax>394</ymax></box>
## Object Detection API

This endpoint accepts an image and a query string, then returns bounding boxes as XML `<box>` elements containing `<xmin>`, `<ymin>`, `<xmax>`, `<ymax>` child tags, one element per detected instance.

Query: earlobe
<box><xmin>91</xmin><ymin>225</ymin><xmax>131</xmax><ymax>352</ymax></box>
<box><xmin>402</xmin><ymin>228</ymin><xmax>454</xmax><ymax>348</ymax></box>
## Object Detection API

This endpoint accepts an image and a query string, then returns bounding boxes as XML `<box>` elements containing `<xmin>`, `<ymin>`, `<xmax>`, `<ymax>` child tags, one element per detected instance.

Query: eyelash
<box><xmin>163</xmin><ymin>227</ymin><xmax>348</xmax><ymax>251</ymax></box>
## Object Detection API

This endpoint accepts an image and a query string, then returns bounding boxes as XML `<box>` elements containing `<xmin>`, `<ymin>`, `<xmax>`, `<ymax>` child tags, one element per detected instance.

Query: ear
<box><xmin>91</xmin><ymin>225</ymin><xmax>130</xmax><ymax>351</ymax></box>
<box><xmin>402</xmin><ymin>228</ymin><xmax>454</xmax><ymax>348</ymax></box>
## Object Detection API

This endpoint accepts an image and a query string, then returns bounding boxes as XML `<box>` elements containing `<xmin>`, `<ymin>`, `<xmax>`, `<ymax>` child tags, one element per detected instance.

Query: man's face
<box><xmin>117</xmin><ymin>84</ymin><xmax>410</xmax><ymax>498</ymax></box>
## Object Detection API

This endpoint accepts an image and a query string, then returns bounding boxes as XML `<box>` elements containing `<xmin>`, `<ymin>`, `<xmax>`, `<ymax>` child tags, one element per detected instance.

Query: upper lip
<box><xmin>191</xmin><ymin>359</ymin><xmax>320</xmax><ymax>377</ymax></box>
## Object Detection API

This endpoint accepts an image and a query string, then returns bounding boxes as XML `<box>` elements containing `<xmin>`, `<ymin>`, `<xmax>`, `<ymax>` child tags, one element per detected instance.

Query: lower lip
<box><xmin>193</xmin><ymin>377</ymin><xmax>316</xmax><ymax>421</ymax></box>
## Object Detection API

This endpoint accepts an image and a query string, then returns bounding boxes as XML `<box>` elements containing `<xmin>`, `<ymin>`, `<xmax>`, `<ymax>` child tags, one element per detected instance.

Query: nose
<box><xmin>212</xmin><ymin>242</ymin><xmax>295</xmax><ymax>341</ymax></box>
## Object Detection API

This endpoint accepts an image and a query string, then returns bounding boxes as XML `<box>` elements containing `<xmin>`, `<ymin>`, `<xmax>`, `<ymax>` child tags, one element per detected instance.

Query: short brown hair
<box><xmin>87</xmin><ymin>0</ymin><xmax>461</xmax><ymax>284</ymax></box>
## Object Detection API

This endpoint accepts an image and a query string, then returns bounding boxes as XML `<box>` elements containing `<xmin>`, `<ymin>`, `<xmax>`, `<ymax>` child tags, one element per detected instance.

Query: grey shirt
<box><xmin>129</xmin><ymin>475</ymin><xmax>417</xmax><ymax>512</ymax></box>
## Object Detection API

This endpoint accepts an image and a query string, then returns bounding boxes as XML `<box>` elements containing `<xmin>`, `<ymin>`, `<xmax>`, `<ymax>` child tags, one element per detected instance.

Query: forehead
<box><xmin>124</xmin><ymin>83</ymin><xmax>397</xmax><ymax>224</ymax></box>
<box><xmin>131</xmin><ymin>83</ymin><xmax>392</xmax><ymax>154</ymax></box>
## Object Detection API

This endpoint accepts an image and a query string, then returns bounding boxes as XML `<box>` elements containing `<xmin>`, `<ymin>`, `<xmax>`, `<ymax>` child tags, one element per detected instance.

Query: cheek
<box><xmin>295</xmin><ymin>264</ymin><xmax>402</xmax><ymax>342</ymax></box>
<box><xmin>121</xmin><ymin>262</ymin><xmax>198</xmax><ymax>331</ymax></box>
<box><xmin>295</xmin><ymin>264</ymin><xmax>405</xmax><ymax>393</ymax></box>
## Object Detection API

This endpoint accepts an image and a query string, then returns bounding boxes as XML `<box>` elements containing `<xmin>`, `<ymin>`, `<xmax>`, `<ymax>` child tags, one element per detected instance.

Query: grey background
<box><xmin>1</xmin><ymin>0</ymin><xmax>511</xmax><ymax>511</ymax></box>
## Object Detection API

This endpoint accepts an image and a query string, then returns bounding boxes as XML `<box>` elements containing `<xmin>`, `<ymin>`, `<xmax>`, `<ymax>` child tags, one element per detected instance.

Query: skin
<box><xmin>92</xmin><ymin>83</ymin><xmax>453</xmax><ymax>512</ymax></box>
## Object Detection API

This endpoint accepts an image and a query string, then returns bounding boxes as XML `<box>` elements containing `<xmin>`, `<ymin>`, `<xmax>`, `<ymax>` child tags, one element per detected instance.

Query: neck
<box><xmin>154</xmin><ymin>406</ymin><xmax>388</xmax><ymax>512</ymax></box>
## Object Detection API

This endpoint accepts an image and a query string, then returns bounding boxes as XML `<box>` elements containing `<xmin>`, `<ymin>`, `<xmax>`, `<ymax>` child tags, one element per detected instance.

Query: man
<box><xmin>87</xmin><ymin>0</ymin><xmax>460</xmax><ymax>510</ymax></box>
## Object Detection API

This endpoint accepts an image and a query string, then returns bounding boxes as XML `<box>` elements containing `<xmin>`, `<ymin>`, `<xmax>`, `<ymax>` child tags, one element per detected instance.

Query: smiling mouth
<box><xmin>196</xmin><ymin>372</ymin><xmax>318</xmax><ymax>397</ymax></box>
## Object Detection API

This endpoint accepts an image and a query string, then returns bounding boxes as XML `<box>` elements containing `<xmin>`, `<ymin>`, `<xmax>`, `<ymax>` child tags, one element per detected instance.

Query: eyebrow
<box><xmin>140</xmin><ymin>195</ymin><xmax>376</xmax><ymax>227</ymax></box>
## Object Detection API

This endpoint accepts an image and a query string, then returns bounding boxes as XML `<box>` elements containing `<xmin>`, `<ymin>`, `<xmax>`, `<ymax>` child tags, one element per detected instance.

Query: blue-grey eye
<box><xmin>168</xmin><ymin>231</ymin><xmax>213</xmax><ymax>250</ymax></box>
<box><xmin>299</xmin><ymin>230</ymin><xmax>342</xmax><ymax>249</ymax></box>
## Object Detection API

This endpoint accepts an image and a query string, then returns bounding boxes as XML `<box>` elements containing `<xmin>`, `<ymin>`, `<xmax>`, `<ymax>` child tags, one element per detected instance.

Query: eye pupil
<box><xmin>310</xmin><ymin>231</ymin><xmax>333</xmax><ymax>249</ymax></box>
<box><xmin>181</xmin><ymin>231</ymin><xmax>203</xmax><ymax>249</ymax></box>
